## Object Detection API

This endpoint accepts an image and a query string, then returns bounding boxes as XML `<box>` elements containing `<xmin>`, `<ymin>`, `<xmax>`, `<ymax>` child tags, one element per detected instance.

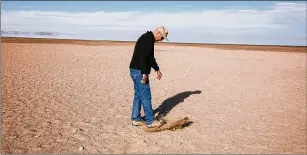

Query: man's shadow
<box><xmin>153</xmin><ymin>90</ymin><xmax>202</xmax><ymax>121</ymax></box>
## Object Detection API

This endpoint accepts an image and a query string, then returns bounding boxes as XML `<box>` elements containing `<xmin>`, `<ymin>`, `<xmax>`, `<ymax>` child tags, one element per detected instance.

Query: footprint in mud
<box><xmin>73</xmin><ymin>133</ymin><xmax>89</xmax><ymax>141</ymax></box>
<box><xmin>72</xmin><ymin>121</ymin><xmax>93</xmax><ymax>132</ymax></box>
<box><xmin>68</xmin><ymin>121</ymin><xmax>93</xmax><ymax>142</ymax></box>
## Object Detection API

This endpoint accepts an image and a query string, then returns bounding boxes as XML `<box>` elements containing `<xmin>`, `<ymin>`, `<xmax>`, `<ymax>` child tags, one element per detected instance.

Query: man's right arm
<box><xmin>139</xmin><ymin>41</ymin><xmax>151</xmax><ymax>75</ymax></box>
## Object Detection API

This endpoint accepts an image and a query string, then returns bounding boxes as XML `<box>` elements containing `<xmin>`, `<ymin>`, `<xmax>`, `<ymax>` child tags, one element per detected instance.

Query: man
<box><xmin>129</xmin><ymin>26</ymin><xmax>169</xmax><ymax>128</ymax></box>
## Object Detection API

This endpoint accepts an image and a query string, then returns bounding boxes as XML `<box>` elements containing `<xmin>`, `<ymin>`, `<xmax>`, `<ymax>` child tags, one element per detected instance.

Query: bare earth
<box><xmin>1</xmin><ymin>38</ymin><xmax>306</xmax><ymax>154</ymax></box>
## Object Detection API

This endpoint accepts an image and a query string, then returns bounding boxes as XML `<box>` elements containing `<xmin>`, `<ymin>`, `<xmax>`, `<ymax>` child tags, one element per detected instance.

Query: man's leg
<box><xmin>130</xmin><ymin>69</ymin><xmax>143</xmax><ymax>122</ymax></box>
<box><xmin>138</xmin><ymin>76</ymin><xmax>155</xmax><ymax>125</ymax></box>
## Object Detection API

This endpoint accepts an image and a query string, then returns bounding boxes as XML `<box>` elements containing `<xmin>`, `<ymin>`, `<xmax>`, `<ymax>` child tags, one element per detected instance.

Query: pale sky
<box><xmin>1</xmin><ymin>1</ymin><xmax>306</xmax><ymax>46</ymax></box>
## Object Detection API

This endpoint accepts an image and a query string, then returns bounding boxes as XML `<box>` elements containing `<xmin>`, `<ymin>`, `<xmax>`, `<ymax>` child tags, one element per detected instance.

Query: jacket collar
<box><xmin>147</xmin><ymin>31</ymin><xmax>155</xmax><ymax>43</ymax></box>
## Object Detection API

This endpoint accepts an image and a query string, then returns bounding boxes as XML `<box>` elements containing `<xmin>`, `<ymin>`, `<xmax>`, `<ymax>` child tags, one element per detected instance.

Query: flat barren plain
<box><xmin>1</xmin><ymin>37</ymin><xmax>306</xmax><ymax>154</ymax></box>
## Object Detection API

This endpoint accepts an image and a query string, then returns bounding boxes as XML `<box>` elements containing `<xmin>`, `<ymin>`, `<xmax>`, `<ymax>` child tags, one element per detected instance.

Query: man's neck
<box><xmin>150</xmin><ymin>31</ymin><xmax>156</xmax><ymax>43</ymax></box>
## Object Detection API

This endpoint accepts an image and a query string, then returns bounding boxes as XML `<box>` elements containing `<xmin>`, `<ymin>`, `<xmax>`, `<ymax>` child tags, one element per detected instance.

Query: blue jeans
<box><xmin>130</xmin><ymin>68</ymin><xmax>154</xmax><ymax>125</ymax></box>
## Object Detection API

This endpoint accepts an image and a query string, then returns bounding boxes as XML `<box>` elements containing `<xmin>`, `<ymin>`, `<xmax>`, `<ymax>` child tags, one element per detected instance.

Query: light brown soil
<box><xmin>1</xmin><ymin>38</ymin><xmax>306</xmax><ymax>154</ymax></box>
<box><xmin>2</xmin><ymin>37</ymin><xmax>306</xmax><ymax>53</ymax></box>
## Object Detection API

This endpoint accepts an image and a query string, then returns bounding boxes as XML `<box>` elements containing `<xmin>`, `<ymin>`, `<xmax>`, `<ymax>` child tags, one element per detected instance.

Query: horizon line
<box><xmin>2</xmin><ymin>36</ymin><xmax>307</xmax><ymax>48</ymax></box>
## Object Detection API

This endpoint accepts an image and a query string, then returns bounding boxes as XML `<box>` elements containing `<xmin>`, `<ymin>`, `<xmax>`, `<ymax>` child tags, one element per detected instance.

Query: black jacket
<box><xmin>129</xmin><ymin>31</ymin><xmax>159</xmax><ymax>74</ymax></box>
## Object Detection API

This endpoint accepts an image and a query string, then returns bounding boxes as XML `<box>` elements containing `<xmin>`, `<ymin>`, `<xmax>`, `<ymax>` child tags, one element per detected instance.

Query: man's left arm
<box><xmin>150</xmin><ymin>57</ymin><xmax>160</xmax><ymax>72</ymax></box>
<box><xmin>150</xmin><ymin>56</ymin><xmax>162</xmax><ymax>80</ymax></box>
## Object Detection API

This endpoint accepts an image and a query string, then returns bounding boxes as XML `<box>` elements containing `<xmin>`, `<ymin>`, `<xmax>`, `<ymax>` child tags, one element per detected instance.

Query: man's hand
<box><xmin>141</xmin><ymin>74</ymin><xmax>148</xmax><ymax>84</ymax></box>
<box><xmin>157</xmin><ymin>70</ymin><xmax>162</xmax><ymax>80</ymax></box>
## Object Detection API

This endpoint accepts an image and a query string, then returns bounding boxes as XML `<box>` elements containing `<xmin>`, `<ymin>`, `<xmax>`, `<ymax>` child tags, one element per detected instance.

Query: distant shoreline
<box><xmin>2</xmin><ymin>37</ymin><xmax>306</xmax><ymax>53</ymax></box>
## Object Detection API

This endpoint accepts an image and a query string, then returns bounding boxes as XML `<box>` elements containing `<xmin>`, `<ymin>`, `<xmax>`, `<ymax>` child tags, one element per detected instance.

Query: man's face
<box><xmin>155</xmin><ymin>32</ymin><xmax>164</xmax><ymax>42</ymax></box>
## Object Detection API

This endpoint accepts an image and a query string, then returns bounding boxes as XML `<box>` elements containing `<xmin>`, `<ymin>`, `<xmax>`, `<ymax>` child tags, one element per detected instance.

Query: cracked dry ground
<box><xmin>1</xmin><ymin>42</ymin><xmax>306</xmax><ymax>154</ymax></box>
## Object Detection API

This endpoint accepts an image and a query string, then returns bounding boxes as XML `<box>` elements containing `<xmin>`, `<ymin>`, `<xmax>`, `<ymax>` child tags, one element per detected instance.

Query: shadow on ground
<box><xmin>154</xmin><ymin>90</ymin><xmax>202</xmax><ymax>121</ymax></box>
